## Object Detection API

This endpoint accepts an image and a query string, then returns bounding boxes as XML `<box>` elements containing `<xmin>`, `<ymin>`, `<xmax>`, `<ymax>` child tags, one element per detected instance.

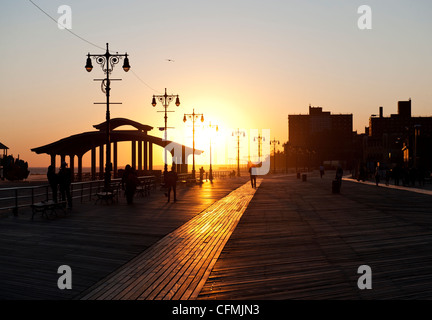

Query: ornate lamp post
<box><xmin>270</xmin><ymin>138</ymin><xmax>280</xmax><ymax>173</ymax></box>
<box><xmin>414</xmin><ymin>124</ymin><xmax>421</xmax><ymax>169</ymax></box>
<box><xmin>253</xmin><ymin>133</ymin><xmax>265</xmax><ymax>163</ymax></box>
<box><xmin>183</xmin><ymin>109</ymin><xmax>204</xmax><ymax>178</ymax></box>
<box><xmin>152</xmin><ymin>88</ymin><xmax>180</xmax><ymax>172</ymax></box>
<box><xmin>85</xmin><ymin>43</ymin><xmax>130</xmax><ymax>191</ymax></box>
<box><xmin>232</xmin><ymin>129</ymin><xmax>246</xmax><ymax>177</ymax></box>
<box><xmin>208</xmin><ymin>122</ymin><xmax>218</xmax><ymax>182</ymax></box>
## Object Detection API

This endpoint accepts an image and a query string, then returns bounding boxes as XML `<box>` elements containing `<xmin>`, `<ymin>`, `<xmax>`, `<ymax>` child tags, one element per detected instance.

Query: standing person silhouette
<box><xmin>249</xmin><ymin>164</ymin><xmax>257</xmax><ymax>188</ymax></box>
<box><xmin>47</xmin><ymin>165</ymin><xmax>58</xmax><ymax>203</ymax></box>
<box><xmin>374</xmin><ymin>162</ymin><xmax>380</xmax><ymax>186</ymax></box>
<box><xmin>58</xmin><ymin>162</ymin><xmax>72</xmax><ymax>209</ymax></box>
<box><xmin>122</xmin><ymin>165</ymin><xmax>139</xmax><ymax>205</ymax></box>
<box><xmin>335</xmin><ymin>165</ymin><xmax>343</xmax><ymax>188</ymax></box>
<box><xmin>199</xmin><ymin>166</ymin><xmax>205</xmax><ymax>184</ymax></box>
<box><xmin>165</xmin><ymin>165</ymin><xmax>178</xmax><ymax>202</ymax></box>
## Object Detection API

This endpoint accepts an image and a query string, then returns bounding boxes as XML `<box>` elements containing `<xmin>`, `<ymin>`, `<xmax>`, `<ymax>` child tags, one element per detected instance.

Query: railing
<box><xmin>1</xmin><ymin>170</ymin><xmax>236</xmax><ymax>215</ymax></box>
<box><xmin>0</xmin><ymin>176</ymin><xmax>156</xmax><ymax>215</ymax></box>
<box><xmin>173</xmin><ymin>171</ymin><xmax>233</xmax><ymax>182</ymax></box>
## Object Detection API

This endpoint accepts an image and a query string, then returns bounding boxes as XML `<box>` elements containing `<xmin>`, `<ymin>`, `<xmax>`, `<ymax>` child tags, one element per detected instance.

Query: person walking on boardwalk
<box><xmin>374</xmin><ymin>163</ymin><xmax>380</xmax><ymax>186</ymax></box>
<box><xmin>249</xmin><ymin>163</ymin><xmax>257</xmax><ymax>188</ymax></box>
<box><xmin>47</xmin><ymin>165</ymin><xmax>58</xmax><ymax>203</ymax></box>
<box><xmin>199</xmin><ymin>166</ymin><xmax>205</xmax><ymax>184</ymax></box>
<box><xmin>122</xmin><ymin>165</ymin><xmax>139</xmax><ymax>205</ymax></box>
<box><xmin>335</xmin><ymin>165</ymin><xmax>343</xmax><ymax>188</ymax></box>
<box><xmin>165</xmin><ymin>165</ymin><xmax>178</xmax><ymax>202</ymax></box>
<box><xmin>319</xmin><ymin>164</ymin><xmax>325</xmax><ymax>179</ymax></box>
<box><xmin>57</xmin><ymin>161</ymin><xmax>72</xmax><ymax>209</ymax></box>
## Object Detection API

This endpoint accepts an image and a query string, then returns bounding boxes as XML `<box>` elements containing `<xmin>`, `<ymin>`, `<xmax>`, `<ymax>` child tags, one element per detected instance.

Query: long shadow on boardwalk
<box><xmin>198</xmin><ymin>173</ymin><xmax>432</xmax><ymax>300</ymax></box>
<box><xmin>0</xmin><ymin>177</ymin><xmax>248</xmax><ymax>300</ymax></box>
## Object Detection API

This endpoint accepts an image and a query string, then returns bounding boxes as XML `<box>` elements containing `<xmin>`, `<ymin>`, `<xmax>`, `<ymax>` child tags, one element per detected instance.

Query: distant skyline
<box><xmin>1</xmin><ymin>0</ymin><xmax>431</xmax><ymax>168</ymax></box>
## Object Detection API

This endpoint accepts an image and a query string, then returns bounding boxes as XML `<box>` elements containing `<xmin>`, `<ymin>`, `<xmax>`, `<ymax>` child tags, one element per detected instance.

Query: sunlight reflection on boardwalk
<box><xmin>80</xmin><ymin>179</ymin><xmax>262</xmax><ymax>300</ymax></box>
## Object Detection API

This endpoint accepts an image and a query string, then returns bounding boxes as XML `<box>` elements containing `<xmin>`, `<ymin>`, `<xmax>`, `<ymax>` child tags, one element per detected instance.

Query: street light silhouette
<box><xmin>208</xmin><ymin>122</ymin><xmax>218</xmax><ymax>182</ymax></box>
<box><xmin>85</xmin><ymin>43</ymin><xmax>130</xmax><ymax>191</ymax></box>
<box><xmin>270</xmin><ymin>138</ymin><xmax>280</xmax><ymax>173</ymax></box>
<box><xmin>232</xmin><ymin>129</ymin><xmax>246</xmax><ymax>177</ymax></box>
<box><xmin>253</xmin><ymin>133</ymin><xmax>265</xmax><ymax>163</ymax></box>
<box><xmin>151</xmin><ymin>88</ymin><xmax>180</xmax><ymax>172</ymax></box>
<box><xmin>183</xmin><ymin>109</ymin><xmax>204</xmax><ymax>178</ymax></box>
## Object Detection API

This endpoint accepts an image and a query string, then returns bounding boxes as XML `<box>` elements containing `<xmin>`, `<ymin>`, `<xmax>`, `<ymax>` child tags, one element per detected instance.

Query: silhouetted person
<box><xmin>199</xmin><ymin>167</ymin><xmax>205</xmax><ymax>183</ymax></box>
<box><xmin>358</xmin><ymin>164</ymin><xmax>366</xmax><ymax>182</ymax></box>
<box><xmin>122</xmin><ymin>165</ymin><xmax>139</xmax><ymax>204</ymax></box>
<box><xmin>374</xmin><ymin>163</ymin><xmax>380</xmax><ymax>186</ymax></box>
<box><xmin>335</xmin><ymin>165</ymin><xmax>343</xmax><ymax>187</ymax></box>
<box><xmin>58</xmin><ymin>162</ymin><xmax>72</xmax><ymax>209</ymax></box>
<box><xmin>165</xmin><ymin>166</ymin><xmax>178</xmax><ymax>202</ymax></box>
<box><xmin>319</xmin><ymin>165</ymin><xmax>325</xmax><ymax>178</ymax></box>
<box><xmin>249</xmin><ymin>165</ymin><xmax>257</xmax><ymax>188</ymax></box>
<box><xmin>385</xmin><ymin>167</ymin><xmax>390</xmax><ymax>186</ymax></box>
<box><xmin>47</xmin><ymin>165</ymin><xmax>58</xmax><ymax>203</ymax></box>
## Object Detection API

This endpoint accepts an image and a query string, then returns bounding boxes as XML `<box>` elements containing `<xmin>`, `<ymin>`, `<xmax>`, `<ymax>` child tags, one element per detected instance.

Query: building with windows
<box><xmin>287</xmin><ymin>105</ymin><xmax>353</xmax><ymax>169</ymax></box>
<box><xmin>365</xmin><ymin>99</ymin><xmax>432</xmax><ymax>170</ymax></box>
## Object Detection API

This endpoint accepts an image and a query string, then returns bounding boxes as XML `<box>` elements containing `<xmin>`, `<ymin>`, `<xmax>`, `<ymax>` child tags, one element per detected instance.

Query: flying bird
<box><xmin>166</xmin><ymin>59</ymin><xmax>175</xmax><ymax>62</ymax></box>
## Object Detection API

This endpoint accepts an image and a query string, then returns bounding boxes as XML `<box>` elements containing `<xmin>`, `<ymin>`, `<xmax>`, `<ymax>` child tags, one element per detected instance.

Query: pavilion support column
<box><xmin>99</xmin><ymin>145</ymin><xmax>104</xmax><ymax>180</ymax></box>
<box><xmin>182</xmin><ymin>145</ymin><xmax>187</xmax><ymax>173</ymax></box>
<box><xmin>144</xmin><ymin>140</ymin><xmax>148</xmax><ymax>172</ymax></box>
<box><xmin>69</xmin><ymin>155</ymin><xmax>75</xmax><ymax>182</ymax></box>
<box><xmin>77</xmin><ymin>155</ymin><xmax>83</xmax><ymax>182</ymax></box>
<box><xmin>176</xmin><ymin>153</ymin><xmax>181</xmax><ymax>174</ymax></box>
<box><xmin>138</xmin><ymin>141</ymin><xmax>142</xmax><ymax>175</ymax></box>
<box><xmin>113</xmin><ymin>142</ymin><xmax>118</xmax><ymax>178</ymax></box>
<box><xmin>50</xmin><ymin>154</ymin><xmax>56</xmax><ymax>171</ymax></box>
<box><xmin>149</xmin><ymin>143</ymin><xmax>153</xmax><ymax>171</ymax></box>
<box><xmin>91</xmin><ymin>147</ymin><xmax>96</xmax><ymax>180</ymax></box>
<box><xmin>60</xmin><ymin>154</ymin><xmax>66</xmax><ymax>167</ymax></box>
<box><xmin>132</xmin><ymin>141</ymin><xmax>136</xmax><ymax>170</ymax></box>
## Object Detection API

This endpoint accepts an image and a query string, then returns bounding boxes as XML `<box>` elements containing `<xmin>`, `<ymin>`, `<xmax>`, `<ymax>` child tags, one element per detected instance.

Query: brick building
<box><xmin>287</xmin><ymin>105</ymin><xmax>353</xmax><ymax>169</ymax></box>
<box><xmin>363</xmin><ymin>99</ymin><xmax>432</xmax><ymax>171</ymax></box>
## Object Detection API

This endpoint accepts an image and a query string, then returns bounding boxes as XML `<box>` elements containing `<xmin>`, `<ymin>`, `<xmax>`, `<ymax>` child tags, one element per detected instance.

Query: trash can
<box><xmin>332</xmin><ymin>179</ymin><xmax>340</xmax><ymax>193</ymax></box>
<box><xmin>302</xmin><ymin>174</ymin><xmax>307</xmax><ymax>182</ymax></box>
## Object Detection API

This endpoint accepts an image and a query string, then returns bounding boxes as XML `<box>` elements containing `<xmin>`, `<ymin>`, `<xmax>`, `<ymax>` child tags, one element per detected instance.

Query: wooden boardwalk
<box><xmin>80</xmin><ymin>179</ymin><xmax>261</xmax><ymax>300</ymax></box>
<box><xmin>0</xmin><ymin>177</ymin><xmax>248</xmax><ymax>300</ymax></box>
<box><xmin>2</xmin><ymin>171</ymin><xmax>432</xmax><ymax>300</ymax></box>
<box><xmin>197</xmin><ymin>173</ymin><xmax>432</xmax><ymax>300</ymax></box>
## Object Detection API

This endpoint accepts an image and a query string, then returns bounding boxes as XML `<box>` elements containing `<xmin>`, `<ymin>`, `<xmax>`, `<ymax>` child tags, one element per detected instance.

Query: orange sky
<box><xmin>1</xmin><ymin>1</ymin><xmax>431</xmax><ymax>169</ymax></box>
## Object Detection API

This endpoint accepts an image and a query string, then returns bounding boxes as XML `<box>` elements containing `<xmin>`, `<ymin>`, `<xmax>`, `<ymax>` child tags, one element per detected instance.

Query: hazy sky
<box><xmin>1</xmin><ymin>0</ymin><xmax>431</xmax><ymax>168</ymax></box>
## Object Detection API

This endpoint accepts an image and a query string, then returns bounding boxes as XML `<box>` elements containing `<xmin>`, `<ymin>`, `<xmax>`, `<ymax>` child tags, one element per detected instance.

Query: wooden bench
<box><xmin>31</xmin><ymin>201</ymin><xmax>66</xmax><ymax>220</ymax></box>
<box><xmin>94</xmin><ymin>182</ymin><xmax>121</xmax><ymax>205</ymax></box>
<box><xmin>186</xmin><ymin>177</ymin><xmax>198</xmax><ymax>185</ymax></box>
<box><xmin>95</xmin><ymin>191</ymin><xmax>116</xmax><ymax>205</ymax></box>
<box><xmin>136</xmin><ymin>183</ymin><xmax>151</xmax><ymax>197</ymax></box>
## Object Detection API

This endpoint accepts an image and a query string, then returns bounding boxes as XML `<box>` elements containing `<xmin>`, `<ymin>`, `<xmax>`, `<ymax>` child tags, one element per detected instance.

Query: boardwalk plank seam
<box><xmin>80</xmin><ymin>179</ymin><xmax>261</xmax><ymax>300</ymax></box>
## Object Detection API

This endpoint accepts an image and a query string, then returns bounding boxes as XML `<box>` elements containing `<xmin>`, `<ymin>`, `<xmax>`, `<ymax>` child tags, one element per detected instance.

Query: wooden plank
<box><xmin>0</xmin><ymin>177</ymin><xmax>250</xmax><ymax>300</ymax></box>
<box><xmin>80</xmin><ymin>180</ymin><xmax>261</xmax><ymax>300</ymax></box>
<box><xmin>197</xmin><ymin>174</ymin><xmax>432</xmax><ymax>300</ymax></box>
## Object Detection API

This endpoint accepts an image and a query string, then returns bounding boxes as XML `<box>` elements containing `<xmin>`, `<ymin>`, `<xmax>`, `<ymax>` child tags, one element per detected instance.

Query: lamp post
<box><xmin>270</xmin><ymin>138</ymin><xmax>280</xmax><ymax>174</ymax></box>
<box><xmin>232</xmin><ymin>129</ymin><xmax>246</xmax><ymax>177</ymax></box>
<box><xmin>208</xmin><ymin>122</ymin><xmax>218</xmax><ymax>182</ymax></box>
<box><xmin>414</xmin><ymin>124</ymin><xmax>421</xmax><ymax>169</ymax></box>
<box><xmin>85</xmin><ymin>43</ymin><xmax>130</xmax><ymax>191</ymax></box>
<box><xmin>183</xmin><ymin>109</ymin><xmax>204</xmax><ymax>178</ymax></box>
<box><xmin>253</xmin><ymin>133</ymin><xmax>265</xmax><ymax>163</ymax></box>
<box><xmin>152</xmin><ymin>88</ymin><xmax>180</xmax><ymax>172</ymax></box>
